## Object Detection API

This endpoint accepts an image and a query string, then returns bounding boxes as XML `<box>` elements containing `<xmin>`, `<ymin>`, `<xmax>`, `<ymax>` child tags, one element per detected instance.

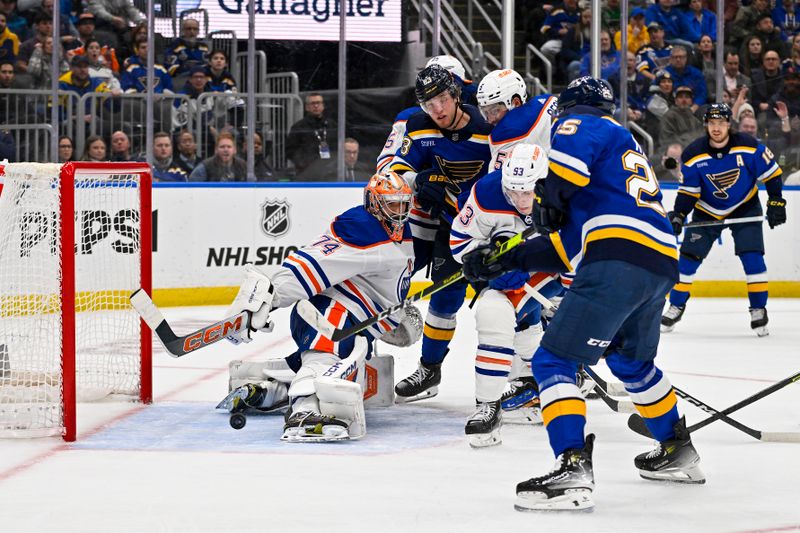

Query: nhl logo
<box><xmin>261</xmin><ymin>199</ymin><xmax>291</xmax><ymax>237</ymax></box>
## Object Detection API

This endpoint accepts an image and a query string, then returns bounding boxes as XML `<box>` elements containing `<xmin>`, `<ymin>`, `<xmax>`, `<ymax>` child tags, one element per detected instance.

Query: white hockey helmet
<box><xmin>502</xmin><ymin>143</ymin><xmax>548</xmax><ymax>191</ymax></box>
<box><xmin>477</xmin><ymin>69</ymin><xmax>528</xmax><ymax>110</ymax></box>
<box><xmin>425</xmin><ymin>55</ymin><xmax>467</xmax><ymax>80</ymax></box>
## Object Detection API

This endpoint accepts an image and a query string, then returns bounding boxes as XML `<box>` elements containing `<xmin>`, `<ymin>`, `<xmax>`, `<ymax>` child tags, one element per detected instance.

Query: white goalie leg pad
<box><xmin>510</xmin><ymin>322</ymin><xmax>543</xmax><ymax>381</ymax></box>
<box><xmin>224</xmin><ymin>265</ymin><xmax>276</xmax><ymax>345</ymax></box>
<box><xmin>228</xmin><ymin>358</ymin><xmax>295</xmax><ymax>391</ymax></box>
<box><xmin>363</xmin><ymin>353</ymin><xmax>395</xmax><ymax>407</ymax></box>
<box><xmin>287</xmin><ymin>350</ymin><xmax>339</xmax><ymax>399</ymax></box>
<box><xmin>474</xmin><ymin>289</ymin><xmax>517</xmax><ymax>402</ymax></box>
<box><xmin>316</xmin><ymin>377</ymin><xmax>366</xmax><ymax>439</ymax></box>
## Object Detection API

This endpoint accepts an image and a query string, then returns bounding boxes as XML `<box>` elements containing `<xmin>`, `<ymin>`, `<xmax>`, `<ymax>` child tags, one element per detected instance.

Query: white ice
<box><xmin>2</xmin><ymin>298</ymin><xmax>800</xmax><ymax>533</ymax></box>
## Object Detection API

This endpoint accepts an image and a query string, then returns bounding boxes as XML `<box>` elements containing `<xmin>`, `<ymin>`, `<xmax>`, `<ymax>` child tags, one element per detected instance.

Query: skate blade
<box><xmin>394</xmin><ymin>387</ymin><xmax>438</xmax><ymax>404</ymax></box>
<box><xmin>660</xmin><ymin>324</ymin><xmax>675</xmax><ymax>333</ymax></box>
<box><xmin>753</xmin><ymin>326</ymin><xmax>769</xmax><ymax>337</ymax></box>
<box><xmin>467</xmin><ymin>429</ymin><xmax>502</xmax><ymax>448</ymax></box>
<box><xmin>639</xmin><ymin>464</ymin><xmax>706</xmax><ymax>484</ymax></box>
<box><xmin>501</xmin><ymin>407</ymin><xmax>543</xmax><ymax>426</ymax></box>
<box><xmin>281</xmin><ymin>426</ymin><xmax>350</xmax><ymax>443</ymax></box>
<box><xmin>514</xmin><ymin>489</ymin><xmax>595</xmax><ymax>512</ymax></box>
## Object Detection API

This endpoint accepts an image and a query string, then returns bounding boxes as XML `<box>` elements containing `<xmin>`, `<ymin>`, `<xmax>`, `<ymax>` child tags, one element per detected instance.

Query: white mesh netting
<box><xmin>0</xmin><ymin>163</ymin><xmax>144</xmax><ymax>438</ymax></box>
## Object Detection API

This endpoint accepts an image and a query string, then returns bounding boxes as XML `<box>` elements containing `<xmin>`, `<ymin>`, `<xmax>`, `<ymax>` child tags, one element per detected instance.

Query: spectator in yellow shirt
<box><xmin>615</xmin><ymin>7</ymin><xmax>650</xmax><ymax>54</ymax></box>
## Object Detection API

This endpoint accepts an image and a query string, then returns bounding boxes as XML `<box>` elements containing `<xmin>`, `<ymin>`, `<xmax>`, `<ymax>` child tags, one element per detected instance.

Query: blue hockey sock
<box><xmin>532</xmin><ymin>347</ymin><xmax>585</xmax><ymax>457</ymax></box>
<box><xmin>421</xmin><ymin>283</ymin><xmax>466</xmax><ymax>365</ymax></box>
<box><xmin>739</xmin><ymin>251</ymin><xmax>768</xmax><ymax>309</ymax></box>
<box><xmin>670</xmin><ymin>255</ymin><xmax>701</xmax><ymax>307</ymax></box>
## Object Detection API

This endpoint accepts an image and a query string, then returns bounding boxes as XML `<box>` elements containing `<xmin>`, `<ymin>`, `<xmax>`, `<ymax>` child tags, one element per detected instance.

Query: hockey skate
<box><xmin>465</xmin><ymin>400</ymin><xmax>502</xmax><ymax>448</ymax></box>
<box><xmin>501</xmin><ymin>377</ymin><xmax>542</xmax><ymax>425</ymax></box>
<box><xmin>281</xmin><ymin>409</ymin><xmax>350</xmax><ymax>443</ymax></box>
<box><xmin>635</xmin><ymin>417</ymin><xmax>705</xmax><ymax>484</ymax></box>
<box><xmin>515</xmin><ymin>434</ymin><xmax>596</xmax><ymax>512</ymax></box>
<box><xmin>394</xmin><ymin>360</ymin><xmax>441</xmax><ymax>403</ymax></box>
<box><xmin>660</xmin><ymin>304</ymin><xmax>685</xmax><ymax>332</ymax></box>
<box><xmin>749</xmin><ymin>307</ymin><xmax>769</xmax><ymax>337</ymax></box>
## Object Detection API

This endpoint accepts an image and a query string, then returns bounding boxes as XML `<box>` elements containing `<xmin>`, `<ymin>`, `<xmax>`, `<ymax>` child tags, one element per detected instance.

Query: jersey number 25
<box><xmin>622</xmin><ymin>150</ymin><xmax>666</xmax><ymax>216</ymax></box>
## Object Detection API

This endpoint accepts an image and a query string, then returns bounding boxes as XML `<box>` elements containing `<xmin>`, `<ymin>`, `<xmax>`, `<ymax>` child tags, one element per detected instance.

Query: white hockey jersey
<box><xmin>488</xmin><ymin>94</ymin><xmax>558</xmax><ymax>171</ymax></box>
<box><xmin>376</xmin><ymin>106</ymin><xmax>420</xmax><ymax>173</ymax></box>
<box><xmin>271</xmin><ymin>205</ymin><xmax>415</xmax><ymax>340</ymax></box>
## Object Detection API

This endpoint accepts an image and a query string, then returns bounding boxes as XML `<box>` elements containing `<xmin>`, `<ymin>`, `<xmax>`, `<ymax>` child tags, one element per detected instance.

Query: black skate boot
<box><xmin>749</xmin><ymin>307</ymin><xmax>769</xmax><ymax>337</ymax></box>
<box><xmin>394</xmin><ymin>360</ymin><xmax>441</xmax><ymax>403</ymax></box>
<box><xmin>281</xmin><ymin>409</ymin><xmax>350</xmax><ymax>443</ymax></box>
<box><xmin>465</xmin><ymin>400</ymin><xmax>502</xmax><ymax>448</ymax></box>
<box><xmin>515</xmin><ymin>434</ymin><xmax>596</xmax><ymax>512</ymax></box>
<box><xmin>635</xmin><ymin>417</ymin><xmax>705</xmax><ymax>484</ymax></box>
<box><xmin>501</xmin><ymin>377</ymin><xmax>543</xmax><ymax>425</ymax></box>
<box><xmin>660</xmin><ymin>304</ymin><xmax>686</xmax><ymax>332</ymax></box>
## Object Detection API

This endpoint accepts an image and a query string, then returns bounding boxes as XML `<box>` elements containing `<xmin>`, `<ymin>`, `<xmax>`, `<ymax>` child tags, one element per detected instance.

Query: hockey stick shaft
<box><xmin>684</xmin><ymin>215</ymin><xmax>763</xmax><ymax>229</ymax></box>
<box><xmin>302</xmin><ymin>225</ymin><xmax>540</xmax><ymax>342</ymax></box>
<box><xmin>581</xmin><ymin>366</ymin><xmax>637</xmax><ymax>413</ymax></box>
<box><xmin>130</xmin><ymin>289</ymin><xmax>251</xmax><ymax>358</ymax></box>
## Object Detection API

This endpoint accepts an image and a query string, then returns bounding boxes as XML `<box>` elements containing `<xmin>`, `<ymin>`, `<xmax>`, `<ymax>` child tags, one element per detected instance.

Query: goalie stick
<box><xmin>298</xmin><ymin>225</ymin><xmax>540</xmax><ymax>342</ymax></box>
<box><xmin>130</xmin><ymin>289</ymin><xmax>252</xmax><ymax>358</ymax></box>
<box><xmin>627</xmin><ymin>370</ymin><xmax>800</xmax><ymax>443</ymax></box>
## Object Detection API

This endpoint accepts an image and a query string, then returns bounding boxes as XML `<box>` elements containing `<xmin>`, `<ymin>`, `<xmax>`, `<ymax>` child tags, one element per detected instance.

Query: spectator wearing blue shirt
<box><xmin>0</xmin><ymin>12</ymin><xmax>18</xmax><ymax>63</ymax></box>
<box><xmin>204</xmin><ymin>49</ymin><xmax>237</xmax><ymax>93</ymax></box>
<box><xmin>685</xmin><ymin>0</ymin><xmax>717</xmax><ymax>42</ymax></box>
<box><xmin>664</xmin><ymin>45</ymin><xmax>707</xmax><ymax>107</ymax></box>
<box><xmin>646</xmin><ymin>0</ymin><xmax>698</xmax><ymax>48</ymax></box>
<box><xmin>163</xmin><ymin>17</ymin><xmax>209</xmax><ymax>78</ymax></box>
<box><xmin>152</xmin><ymin>132</ymin><xmax>188</xmax><ymax>182</ymax></box>
<box><xmin>636</xmin><ymin>22</ymin><xmax>673</xmax><ymax>81</ymax></box>
<box><xmin>771</xmin><ymin>0</ymin><xmax>799</xmax><ymax>40</ymax></box>
<box><xmin>540</xmin><ymin>0</ymin><xmax>580</xmax><ymax>61</ymax></box>
<box><xmin>579</xmin><ymin>29</ymin><xmax>622</xmax><ymax>80</ymax></box>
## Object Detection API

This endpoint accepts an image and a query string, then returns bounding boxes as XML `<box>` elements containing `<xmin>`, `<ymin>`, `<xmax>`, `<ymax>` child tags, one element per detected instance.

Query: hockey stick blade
<box><xmin>130</xmin><ymin>289</ymin><xmax>251</xmax><ymax>358</ymax></box>
<box><xmin>581</xmin><ymin>367</ymin><xmax>637</xmax><ymax>414</ymax></box>
<box><xmin>304</xmin><ymin>225</ymin><xmax>540</xmax><ymax>343</ymax></box>
<box><xmin>684</xmin><ymin>215</ymin><xmax>764</xmax><ymax>229</ymax></box>
<box><xmin>627</xmin><ymin>371</ymin><xmax>800</xmax><ymax>442</ymax></box>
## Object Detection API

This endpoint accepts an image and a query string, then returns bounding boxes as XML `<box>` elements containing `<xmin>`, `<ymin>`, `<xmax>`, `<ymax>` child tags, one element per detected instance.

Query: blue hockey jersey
<box><xmin>676</xmin><ymin>133</ymin><xmax>783</xmax><ymax>219</ymax></box>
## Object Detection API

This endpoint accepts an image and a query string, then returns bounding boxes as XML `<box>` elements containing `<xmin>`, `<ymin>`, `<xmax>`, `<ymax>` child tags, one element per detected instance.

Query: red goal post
<box><xmin>0</xmin><ymin>162</ymin><xmax>152</xmax><ymax>442</ymax></box>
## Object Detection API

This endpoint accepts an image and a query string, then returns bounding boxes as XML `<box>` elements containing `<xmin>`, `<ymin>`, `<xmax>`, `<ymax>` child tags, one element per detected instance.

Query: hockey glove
<box><xmin>462</xmin><ymin>243</ymin><xmax>519</xmax><ymax>283</ymax></box>
<box><xmin>488</xmin><ymin>270</ymin><xmax>530</xmax><ymax>291</ymax></box>
<box><xmin>414</xmin><ymin>169</ymin><xmax>452</xmax><ymax>217</ymax></box>
<box><xmin>766</xmin><ymin>197</ymin><xmax>787</xmax><ymax>229</ymax></box>
<box><xmin>667</xmin><ymin>211</ymin><xmax>686</xmax><ymax>236</ymax></box>
<box><xmin>224</xmin><ymin>265</ymin><xmax>276</xmax><ymax>345</ymax></box>
<box><xmin>531</xmin><ymin>180</ymin><xmax>567</xmax><ymax>234</ymax></box>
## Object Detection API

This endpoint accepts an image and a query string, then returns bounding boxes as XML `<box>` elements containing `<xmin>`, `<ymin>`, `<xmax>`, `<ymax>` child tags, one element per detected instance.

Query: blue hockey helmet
<box><xmin>703</xmin><ymin>103</ymin><xmax>732</xmax><ymax>124</ymax></box>
<box><xmin>556</xmin><ymin>76</ymin><xmax>616</xmax><ymax>115</ymax></box>
<box><xmin>415</xmin><ymin>64</ymin><xmax>461</xmax><ymax>104</ymax></box>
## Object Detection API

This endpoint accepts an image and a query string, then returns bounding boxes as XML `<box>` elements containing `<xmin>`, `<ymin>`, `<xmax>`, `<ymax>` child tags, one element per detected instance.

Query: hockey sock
<box><xmin>739</xmin><ymin>251</ymin><xmax>768</xmax><ymax>308</ymax></box>
<box><xmin>475</xmin><ymin>344</ymin><xmax>514</xmax><ymax>402</ymax></box>
<box><xmin>605</xmin><ymin>352</ymin><xmax>679</xmax><ymax>442</ymax></box>
<box><xmin>669</xmin><ymin>254</ymin><xmax>702</xmax><ymax>307</ymax></box>
<box><xmin>421</xmin><ymin>284</ymin><xmax>465</xmax><ymax>365</ymax></box>
<box><xmin>532</xmin><ymin>347</ymin><xmax>585</xmax><ymax>457</ymax></box>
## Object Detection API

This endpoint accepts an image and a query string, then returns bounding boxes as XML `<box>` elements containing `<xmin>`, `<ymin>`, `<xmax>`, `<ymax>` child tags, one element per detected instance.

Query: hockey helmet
<box><xmin>703</xmin><ymin>103</ymin><xmax>732</xmax><ymax>124</ymax></box>
<box><xmin>364</xmin><ymin>171</ymin><xmax>413</xmax><ymax>242</ymax></box>
<box><xmin>425</xmin><ymin>55</ymin><xmax>467</xmax><ymax>81</ymax></box>
<box><xmin>556</xmin><ymin>76</ymin><xmax>616</xmax><ymax>116</ymax></box>
<box><xmin>501</xmin><ymin>143</ymin><xmax>549</xmax><ymax>213</ymax></box>
<box><xmin>415</xmin><ymin>64</ymin><xmax>461</xmax><ymax>105</ymax></box>
<box><xmin>476</xmin><ymin>69</ymin><xmax>528</xmax><ymax>122</ymax></box>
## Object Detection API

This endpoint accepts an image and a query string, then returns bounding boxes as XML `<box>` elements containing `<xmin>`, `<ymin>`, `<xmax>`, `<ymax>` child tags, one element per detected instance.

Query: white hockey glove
<box><xmin>224</xmin><ymin>265</ymin><xmax>276</xmax><ymax>345</ymax></box>
<box><xmin>380</xmin><ymin>304</ymin><xmax>423</xmax><ymax>347</ymax></box>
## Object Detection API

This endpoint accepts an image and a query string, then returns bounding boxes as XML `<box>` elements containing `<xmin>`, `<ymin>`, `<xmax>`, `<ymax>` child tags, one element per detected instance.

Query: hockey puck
<box><xmin>230</xmin><ymin>413</ymin><xmax>247</xmax><ymax>430</ymax></box>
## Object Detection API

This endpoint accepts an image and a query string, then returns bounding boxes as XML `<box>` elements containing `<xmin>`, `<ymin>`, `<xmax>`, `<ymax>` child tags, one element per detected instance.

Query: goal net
<box><xmin>0</xmin><ymin>162</ymin><xmax>152</xmax><ymax>441</ymax></box>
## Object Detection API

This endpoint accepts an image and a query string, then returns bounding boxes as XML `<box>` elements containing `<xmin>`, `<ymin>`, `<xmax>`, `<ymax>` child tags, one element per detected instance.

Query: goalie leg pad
<box><xmin>316</xmin><ymin>377</ymin><xmax>366</xmax><ymax>439</ymax></box>
<box><xmin>228</xmin><ymin>358</ymin><xmax>295</xmax><ymax>391</ymax></box>
<box><xmin>287</xmin><ymin>351</ymin><xmax>339</xmax><ymax>399</ymax></box>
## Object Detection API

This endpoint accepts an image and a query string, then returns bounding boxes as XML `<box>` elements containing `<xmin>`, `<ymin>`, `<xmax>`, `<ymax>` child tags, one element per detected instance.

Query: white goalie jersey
<box><xmin>270</xmin><ymin>205</ymin><xmax>415</xmax><ymax>340</ymax></box>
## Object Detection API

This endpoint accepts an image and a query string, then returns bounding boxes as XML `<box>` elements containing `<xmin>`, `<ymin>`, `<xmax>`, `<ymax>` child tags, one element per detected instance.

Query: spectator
<box><xmin>685</xmin><ymin>0</ymin><xmax>717</xmax><ymax>42</ymax></box>
<box><xmin>753</xmin><ymin>13</ymin><xmax>787</xmax><ymax>55</ymax></box>
<box><xmin>240</xmin><ymin>132</ymin><xmax>277</xmax><ymax>181</ymax></box>
<box><xmin>740</xmin><ymin>35</ymin><xmax>765</xmax><ymax>78</ymax></box>
<box><xmin>765</xmin><ymin>72</ymin><xmax>800</xmax><ymax>151</ymax></box>
<box><xmin>654</xmin><ymin>142</ymin><xmax>684</xmax><ymax>182</ymax></box>
<box><xmin>540</xmin><ymin>0</ymin><xmax>580</xmax><ymax>62</ymax></box>
<box><xmin>16</xmin><ymin>10</ymin><xmax>52</xmax><ymax>73</ymax></box>
<box><xmin>81</xmin><ymin>38</ymin><xmax>121</xmax><ymax>90</ymax></box>
<box><xmin>659</xmin><ymin>86</ymin><xmax>704</xmax><ymax>152</ymax></box>
<box><xmin>738</xmin><ymin>115</ymin><xmax>759</xmax><ymax>137</ymax></box>
<box><xmin>690</xmin><ymin>34</ymin><xmax>716</xmax><ymax>99</ymax></box>
<box><xmin>110</xmin><ymin>130</ymin><xmax>134</xmax><ymax>161</ymax></box>
<box><xmin>784</xmin><ymin>33</ymin><xmax>800</xmax><ymax>73</ymax></box>
<box><xmin>86</xmin><ymin>0</ymin><xmax>145</xmax><ymax>33</ymax></box>
<box><xmin>59</xmin><ymin>54</ymin><xmax>115</xmax><ymax>103</ymax></box>
<box><xmin>645</xmin><ymin>0</ymin><xmax>697</xmax><ymax>48</ymax></box>
<box><xmin>615</xmin><ymin>7</ymin><xmax>650</xmax><ymax>54</ymax></box>
<box><xmin>0</xmin><ymin>58</ymin><xmax>26</xmax><ymax>124</ymax></box>
<box><xmin>559</xmin><ymin>7</ymin><xmax>592</xmax><ymax>83</ymax></box>
<box><xmin>286</xmin><ymin>92</ymin><xmax>337</xmax><ymax>177</ymax></box>
<box><xmin>772</xmin><ymin>0</ymin><xmax>800</xmax><ymax>39</ymax></box>
<box><xmin>189</xmin><ymin>132</ymin><xmax>247</xmax><ymax>182</ymax></box>
<box><xmin>151</xmin><ymin>131</ymin><xmax>188</xmax><ymax>182</ymax></box>
<box><xmin>82</xmin><ymin>135</ymin><xmax>107</xmax><ymax>161</ymax></box>
<box><xmin>27</xmin><ymin>36</ymin><xmax>68</xmax><ymax>89</ymax></box>
<box><xmin>645</xmin><ymin>70</ymin><xmax>675</xmax><ymax>145</ymax></box>
<box><xmin>635</xmin><ymin>22</ymin><xmax>673</xmax><ymax>81</ymax></box>
<box><xmin>723</xmin><ymin>52</ymin><xmax>751</xmax><ymax>101</ymax></box>
<box><xmin>0</xmin><ymin>12</ymin><xmax>19</xmax><ymax>63</ymax></box>
<box><xmin>174</xmin><ymin>129</ymin><xmax>200</xmax><ymax>175</ymax></box>
<box><xmin>342</xmin><ymin>137</ymin><xmax>372</xmax><ymax>181</ymax></box>
<box><xmin>664</xmin><ymin>45</ymin><xmax>706</xmax><ymax>107</ymax></box>
<box><xmin>601</xmin><ymin>0</ymin><xmax>621</xmax><ymax>34</ymax></box>
<box><xmin>579</xmin><ymin>30</ymin><xmax>621</xmax><ymax>80</ymax></box>
<box><xmin>57</xmin><ymin>134</ymin><xmax>73</xmax><ymax>162</ymax></box>
<box><xmin>609</xmin><ymin>51</ymin><xmax>650</xmax><ymax>118</ymax></box>
<box><xmin>0</xmin><ymin>0</ymin><xmax>28</xmax><ymax>42</ymax></box>
<box><xmin>750</xmin><ymin>50</ymin><xmax>784</xmax><ymax>116</ymax></box>
<box><xmin>121</xmin><ymin>38</ymin><xmax>173</xmax><ymax>94</ymax></box>
<box><xmin>204</xmin><ymin>49</ymin><xmax>237</xmax><ymax>93</ymax></box>
<box><xmin>164</xmin><ymin>17</ymin><xmax>209</xmax><ymax>78</ymax></box>
<box><xmin>0</xmin><ymin>57</ymin><xmax>20</xmax><ymax>87</ymax></box>
<box><xmin>41</xmin><ymin>0</ymin><xmax>78</xmax><ymax>49</ymax></box>
<box><xmin>730</xmin><ymin>0</ymin><xmax>772</xmax><ymax>48</ymax></box>
<box><xmin>71</xmin><ymin>12</ymin><xmax>113</xmax><ymax>51</ymax></box>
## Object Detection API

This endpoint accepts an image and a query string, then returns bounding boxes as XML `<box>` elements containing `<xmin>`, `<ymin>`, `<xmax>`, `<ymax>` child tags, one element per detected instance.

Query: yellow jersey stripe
<box><xmin>678</xmin><ymin>189</ymin><xmax>701</xmax><ymax>198</ymax></box>
<box><xmin>729</xmin><ymin>146</ymin><xmax>757</xmax><ymax>154</ymax></box>
<box><xmin>550</xmin><ymin>161</ymin><xmax>590</xmax><ymax>187</ymax></box>
<box><xmin>584</xmin><ymin>227</ymin><xmax>678</xmax><ymax>260</ymax></box>
<box><xmin>549</xmin><ymin>232</ymin><xmax>575</xmax><ymax>272</ymax></box>
<box><xmin>685</xmin><ymin>153</ymin><xmax>712</xmax><ymax>167</ymax></box>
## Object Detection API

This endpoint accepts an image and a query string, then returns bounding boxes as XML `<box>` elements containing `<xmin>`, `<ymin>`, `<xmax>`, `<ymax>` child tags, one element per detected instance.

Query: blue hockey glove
<box><xmin>415</xmin><ymin>169</ymin><xmax>452</xmax><ymax>216</ymax></box>
<box><xmin>766</xmin><ymin>197</ymin><xmax>786</xmax><ymax>229</ymax></box>
<box><xmin>488</xmin><ymin>270</ymin><xmax>530</xmax><ymax>291</ymax></box>
<box><xmin>531</xmin><ymin>180</ymin><xmax>567</xmax><ymax>234</ymax></box>
<box><xmin>667</xmin><ymin>211</ymin><xmax>686</xmax><ymax>235</ymax></box>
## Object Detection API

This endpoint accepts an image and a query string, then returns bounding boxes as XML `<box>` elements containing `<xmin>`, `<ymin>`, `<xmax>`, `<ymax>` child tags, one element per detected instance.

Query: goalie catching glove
<box><xmin>224</xmin><ymin>265</ymin><xmax>276</xmax><ymax>345</ymax></box>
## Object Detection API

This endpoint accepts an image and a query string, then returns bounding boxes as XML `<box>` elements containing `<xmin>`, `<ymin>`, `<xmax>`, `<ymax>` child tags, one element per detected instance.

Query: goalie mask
<box><xmin>364</xmin><ymin>171</ymin><xmax>413</xmax><ymax>242</ymax></box>
<box><xmin>501</xmin><ymin>143</ymin><xmax>549</xmax><ymax>215</ymax></box>
<box><xmin>477</xmin><ymin>69</ymin><xmax>527</xmax><ymax>124</ymax></box>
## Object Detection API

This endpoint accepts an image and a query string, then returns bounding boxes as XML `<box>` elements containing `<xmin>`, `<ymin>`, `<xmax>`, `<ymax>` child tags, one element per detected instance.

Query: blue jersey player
<box><xmin>661</xmin><ymin>103</ymin><xmax>786</xmax><ymax>336</ymax></box>
<box><xmin>463</xmin><ymin>77</ymin><xmax>704</xmax><ymax>512</ymax></box>
<box><xmin>388</xmin><ymin>64</ymin><xmax>493</xmax><ymax>403</ymax></box>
